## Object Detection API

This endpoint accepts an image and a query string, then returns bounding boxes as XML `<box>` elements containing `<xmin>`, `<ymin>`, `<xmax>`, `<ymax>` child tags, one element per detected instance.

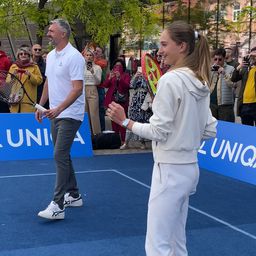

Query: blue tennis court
<box><xmin>0</xmin><ymin>152</ymin><xmax>256</xmax><ymax>256</ymax></box>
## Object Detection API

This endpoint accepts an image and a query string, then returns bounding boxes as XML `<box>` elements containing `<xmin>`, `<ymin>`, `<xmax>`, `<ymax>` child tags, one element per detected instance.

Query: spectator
<box><xmin>94</xmin><ymin>46</ymin><xmax>108</xmax><ymax>131</ymax></box>
<box><xmin>83</xmin><ymin>48</ymin><xmax>102</xmax><ymax>135</ymax></box>
<box><xmin>231</xmin><ymin>47</ymin><xmax>256</xmax><ymax>126</ymax></box>
<box><xmin>0</xmin><ymin>40</ymin><xmax>12</xmax><ymax>113</ymax></box>
<box><xmin>32</xmin><ymin>43</ymin><xmax>49</xmax><ymax>108</ymax></box>
<box><xmin>225</xmin><ymin>46</ymin><xmax>241</xmax><ymax>111</ymax></box>
<box><xmin>102</xmin><ymin>59</ymin><xmax>130</xmax><ymax>146</ymax></box>
<box><xmin>120</xmin><ymin>66</ymin><xmax>153</xmax><ymax>150</ymax></box>
<box><xmin>9</xmin><ymin>46</ymin><xmax>42</xmax><ymax>113</ymax></box>
<box><xmin>127</xmin><ymin>56</ymin><xmax>139</xmax><ymax>76</ymax></box>
<box><xmin>156</xmin><ymin>53</ymin><xmax>170</xmax><ymax>74</ymax></box>
<box><xmin>225</xmin><ymin>47</ymin><xmax>239</xmax><ymax>68</ymax></box>
<box><xmin>42</xmin><ymin>49</ymin><xmax>49</xmax><ymax>63</ymax></box>
<box><xmin>210</xmin><ymin>48</ymin><xmax>235</xmax><ymax>122</ymax></box>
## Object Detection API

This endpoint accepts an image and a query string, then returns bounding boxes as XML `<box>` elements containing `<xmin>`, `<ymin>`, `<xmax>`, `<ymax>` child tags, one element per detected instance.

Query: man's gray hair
<box><xmin>50</xmin><ymin>18</ymin><xmax>71</xmax><ymax>38</ymax></box>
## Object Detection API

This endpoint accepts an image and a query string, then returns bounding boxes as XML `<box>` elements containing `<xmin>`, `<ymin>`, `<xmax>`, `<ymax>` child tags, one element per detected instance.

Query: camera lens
<box><xmin>211</xmin><ymin>65</ymin><xmax>219</xmax><ymax>71</ymax></box>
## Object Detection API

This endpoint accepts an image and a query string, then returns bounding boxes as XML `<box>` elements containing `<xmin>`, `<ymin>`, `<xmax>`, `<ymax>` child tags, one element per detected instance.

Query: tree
<box><xmin>0</xmin><ymin>0</ymin><xmax>159</xmax><ymax>48</ymax></box>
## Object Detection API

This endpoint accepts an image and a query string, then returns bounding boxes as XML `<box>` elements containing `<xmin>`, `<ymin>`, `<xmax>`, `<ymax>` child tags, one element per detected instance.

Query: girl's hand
<box><xmin>107</xmin><ymin>101</ymin><xmax>126</xmax><ymax>126</ymax></box>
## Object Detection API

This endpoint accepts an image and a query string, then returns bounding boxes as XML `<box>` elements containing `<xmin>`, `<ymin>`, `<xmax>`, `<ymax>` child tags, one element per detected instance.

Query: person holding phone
<box><xmin>209</xmin><ymin>48</ymin><xmax>235</xmax><ymax>122</ymax></box>
<box><xmin>83</xmin><ymin>48</ymin><xmax>102</xmax><ymax>135</ymax></box>
<box><xmin>101</xmin><ymin>59</ymin><xmax>130</xmax><ymax>147</ymax></box>
<box><xmin>231</xmin><ymin>47</ymin><xmax>256</xmax><ymax>126</ymax></box>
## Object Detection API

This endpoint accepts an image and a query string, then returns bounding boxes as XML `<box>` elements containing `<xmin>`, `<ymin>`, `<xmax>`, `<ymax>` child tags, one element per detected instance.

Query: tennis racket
<box><xmin>141</xmin><ymin>53</ymin><xmax>162</xmax><ymax>98</ymax></box>
<box><xmin>0</xmin><ymin>70</ymin><xmax>46</xmax><ymax>112</ymax></box>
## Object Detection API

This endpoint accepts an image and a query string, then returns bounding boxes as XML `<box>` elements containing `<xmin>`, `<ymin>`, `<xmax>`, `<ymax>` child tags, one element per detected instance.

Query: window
<box><xmin>220</xmin><ymin>4</ymin><xmax>226</xmax><ymax>20</ymax></box>
<box><xmin>215</xmin><ymin>4</ymin><xmax>226</xmax><ymax>20</ymax></box>
<box><xmin>233</xmin><ymin>3</ymin><xmax>241</xmax><ymax>22</ymax></box>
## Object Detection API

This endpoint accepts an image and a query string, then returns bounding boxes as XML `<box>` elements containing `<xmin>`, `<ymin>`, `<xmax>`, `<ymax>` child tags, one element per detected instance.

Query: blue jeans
<box><xmin>51</xmin><ymin>118</ymin><xmax>82</xmax><ymax>208</ymax></box>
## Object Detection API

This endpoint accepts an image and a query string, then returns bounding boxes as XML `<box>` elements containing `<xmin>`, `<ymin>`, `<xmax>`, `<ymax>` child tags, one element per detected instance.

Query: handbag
<box><xmin>114</xmin><ymin>90</ymin><xmax>127</xmax><ymax>103</ymax></box>
<box><xmin>92</xmin><ymin>132</ymin><xmax>121</xmax><ymax>149</ymax></box>
<box><xmin>114</xmin><ymin>80</ymin><xmax>127</xmax><ymax>103</ymax></box>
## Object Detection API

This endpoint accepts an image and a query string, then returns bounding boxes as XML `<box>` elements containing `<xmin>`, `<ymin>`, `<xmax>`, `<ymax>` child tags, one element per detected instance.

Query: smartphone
<box><xmin>211</xmin><ymin>65</ymin><xmax>219</xmax><ymax>71</ymax></box>
<box><xmin>137</xmin><ymin>66</ymin><xmax>142</xmax><ymax>73</ymax></box>
<box><xmin>243</xmin><ymin>56</ymin><xmax>250</xmax><ymax>65</ymax></box>
<box><xmin>87</xmin><ymin>62</ymin><xmax>92</xmax><ymax>69</ymax></box>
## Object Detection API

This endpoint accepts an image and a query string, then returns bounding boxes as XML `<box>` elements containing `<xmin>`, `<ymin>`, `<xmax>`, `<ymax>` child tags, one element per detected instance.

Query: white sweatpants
<box><xmin>145</xmin><ymin>162</ymin><xmax>199</xmax><ymax>256</ymax></box>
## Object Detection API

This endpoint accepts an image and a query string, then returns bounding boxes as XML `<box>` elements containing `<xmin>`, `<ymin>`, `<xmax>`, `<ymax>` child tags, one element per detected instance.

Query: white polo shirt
<box><xmin>46</xmin><ymin>42</ymin><xmax>85</xmax><ymax>121</ymax></box>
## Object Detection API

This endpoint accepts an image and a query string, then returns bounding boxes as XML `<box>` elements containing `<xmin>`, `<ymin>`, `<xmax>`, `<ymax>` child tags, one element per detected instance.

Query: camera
<box><xmin>211</xmin><ymin>64</ymin><xmax>220</xmax><ymax>72</ymax></box>
<box><xmin>87</xmin><ymin>61</ymin><xmax>92</xmax><ymax>70</ymax></box>
<box><xmin>243</xmin><ymin>56</ymin><xmax>250</xmax><ymax>65</ymax></box>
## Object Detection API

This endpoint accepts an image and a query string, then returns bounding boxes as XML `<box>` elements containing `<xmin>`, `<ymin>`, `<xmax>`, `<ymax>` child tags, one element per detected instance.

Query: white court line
<box><xmin>113</xmin><ymin>169</ymin><xmax>256</xmax><ymax>241</ymax></box>
<box><xmin>0</xmin><ymin>169</ymin><xmax>114</xmax><ymax>179</ymax></box>
<box><xmin>1</xmin><ymin>168</ymin><xmax>256</xmax><ymax>240</ymax></box>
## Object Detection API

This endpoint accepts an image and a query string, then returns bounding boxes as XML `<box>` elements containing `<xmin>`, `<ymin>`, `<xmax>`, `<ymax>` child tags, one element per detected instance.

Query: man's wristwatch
<box><xmin>121</xmin><ymin>118</ymin><xmax>130</xmax><ymax>128</ymax></box>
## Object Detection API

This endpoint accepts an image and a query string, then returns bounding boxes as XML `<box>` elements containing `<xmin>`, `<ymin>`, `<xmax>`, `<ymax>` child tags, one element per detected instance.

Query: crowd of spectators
<box><xmin>0</xmin><ymin>39</ymin><xmax>255</xmax><ymax>151</ymax></box>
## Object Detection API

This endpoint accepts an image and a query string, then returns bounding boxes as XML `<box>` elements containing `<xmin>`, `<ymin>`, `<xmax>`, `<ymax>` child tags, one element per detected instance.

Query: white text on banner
<box><xmin>0</xmin><ymin>113</ymin><xmax>93</xmax><ymax>160</ymax></box>
<box><xmin>198</xmin><ymin>121</ymin><xmax>256</xmax><ymax>185</ymax></box>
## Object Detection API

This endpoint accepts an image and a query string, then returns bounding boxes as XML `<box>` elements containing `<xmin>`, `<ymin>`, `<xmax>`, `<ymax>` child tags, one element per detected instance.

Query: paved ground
<box><xmin>93</xmin><ymin>140</ymin><xmax>152</xmax><ymax>155</ymax></box>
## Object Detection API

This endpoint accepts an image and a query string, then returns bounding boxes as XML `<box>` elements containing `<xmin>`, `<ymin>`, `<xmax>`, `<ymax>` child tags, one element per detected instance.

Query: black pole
<box><xmin>215</xmin><ymin>0</ymin><xmax>220</xmax><ymax>49</ymax></box>
<box><xmin>162</xmin><ymin>1</ymin><xmax>165</xmax><ymax>29</ymax></box>
<box><xmin>22</xmin><ymin>15</ymin><xmax>33</xmax><ymax>46</ymax></box>
<box><xmin>248</xmin><ymin>0</ymin><xmax>253</xmax><ymax>51</ymax></box>
<box><xmin>139</xmin><ymin>5</ymin><xmax>143</xmax><ymax>60</ymax></box>
<box><xmin>188</xmin><ymin>0</ymin><xmax>191</xmax><ymax>24</ymax></box>
<box><xmin>6</xmin><ymin>30</ymin><xmax>16</xmax><ymax>60</ymax></box>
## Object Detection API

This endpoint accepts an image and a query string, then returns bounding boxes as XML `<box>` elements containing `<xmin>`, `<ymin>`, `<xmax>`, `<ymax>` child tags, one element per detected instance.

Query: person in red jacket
<box><xmin>102</xmin><ymin>59</ymin><xmax>130</xmax><ymax>146</ymax></box>
<box><xmin>0</xmin><ymin>40</ymin><xmax>12</xmax><ymax>112</ymax></box>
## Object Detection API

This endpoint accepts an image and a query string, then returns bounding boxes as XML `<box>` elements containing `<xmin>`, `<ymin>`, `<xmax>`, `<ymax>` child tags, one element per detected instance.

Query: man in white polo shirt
<box><xmin>35</xmin><ymin>18</ymin><xmax>85</xmax><ymax>220</ymax></box>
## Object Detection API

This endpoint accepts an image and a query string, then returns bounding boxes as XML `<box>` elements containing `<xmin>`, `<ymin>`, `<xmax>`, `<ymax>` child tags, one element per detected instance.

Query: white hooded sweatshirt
<box><xmin>132</xmin><ymin>67</ymin><xmax>217</xmax><ymax>164</ymax></box>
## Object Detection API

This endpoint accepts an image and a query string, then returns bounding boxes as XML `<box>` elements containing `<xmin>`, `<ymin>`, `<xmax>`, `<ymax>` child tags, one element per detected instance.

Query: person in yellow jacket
<box><xmin>9</xmin><ymin>46</ymin><xmax>43</xmax><ymax>113</ymax></box>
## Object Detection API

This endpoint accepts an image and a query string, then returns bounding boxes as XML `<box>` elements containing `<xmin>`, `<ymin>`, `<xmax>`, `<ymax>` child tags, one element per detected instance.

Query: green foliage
<box><xmin>0</xmin><ymin>0</ymin><xmax>254</xmax><ymax>50</ymax></box>
<box><xmin>0</xmin><ymin>0</ymin><xmax>160</xmax><ymax>46</ymax></box>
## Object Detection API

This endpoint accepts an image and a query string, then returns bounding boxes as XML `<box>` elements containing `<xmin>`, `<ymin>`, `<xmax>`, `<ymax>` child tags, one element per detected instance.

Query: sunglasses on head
<box><xmin>214</xmin><ymin>57</ymin><xmax>223</xmax><ymax>61</ymax></box>
<box><xmin>34</xmin><ymin>48</ymin><xmax>42</xmax><ymax>52</ymax></box>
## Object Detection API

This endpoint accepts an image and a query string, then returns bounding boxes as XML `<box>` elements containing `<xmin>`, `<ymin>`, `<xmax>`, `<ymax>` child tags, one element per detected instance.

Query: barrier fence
<box><xmin>0</xmin><ymin>114</ymin><xmax>255</xmax><ymax>185</ymax></box>
<box><xmin>199</xmin><ymin>121</ymin><xmax>256</xmax><ymax>185</ymax></box>
<box><xmin>0</xmin><ymin>113</ymin><xmax>93</xmax><ymax>160</ymax></box>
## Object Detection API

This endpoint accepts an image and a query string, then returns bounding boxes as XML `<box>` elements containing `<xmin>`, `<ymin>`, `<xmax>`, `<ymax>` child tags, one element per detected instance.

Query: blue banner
<box><xmin>199</xmin><ymin>121</ymin><xmax>256</xmax><ymax>185</ymax></box>
<box><xmin>0</xmin><ymin>113</ymin><xmax>93</xmax><ymax>160</ymax></box>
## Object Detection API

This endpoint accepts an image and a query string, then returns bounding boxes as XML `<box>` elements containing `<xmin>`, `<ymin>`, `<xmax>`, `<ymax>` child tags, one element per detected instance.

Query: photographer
<box><xmin>101</xmin><ymin>59</ymin><xmax>130</xmax><ymax>147</ymax></box>
<box><xmin>231</xmin><ymin>47</ymin><xmax>256</xmax><ymax>126</ymax></box>
<box><xmin>210</xmin><ymin>48</ymin><xmax>235</xmax><ymax>122</ymax></box>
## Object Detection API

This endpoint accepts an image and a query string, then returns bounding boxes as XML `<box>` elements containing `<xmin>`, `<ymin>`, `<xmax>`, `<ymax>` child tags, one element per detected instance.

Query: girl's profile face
<box><xmin>158</xmin><ymin>30</ymin><xmax>182</xmax><ymax>68</ymax></box>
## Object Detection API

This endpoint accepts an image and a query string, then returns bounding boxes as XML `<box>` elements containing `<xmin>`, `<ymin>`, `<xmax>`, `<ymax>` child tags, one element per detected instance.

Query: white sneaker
<box><xmin>120</xmin><ymin>143</ymin><xmax>128</xmax><ymax>150</ymax></box>
<box><xmin>64</xmin><ymin>193</ymin><xmax>83</xmax><ymax>207</ymax></box>
<box><xmin>140</xmin><ymin>143</ymin><xmax>146</xmax><ymax>150</ymax></box>
<box><xmin>38</xmin><ymin>201</ymin><xmax>65</xmax><ymax>220</ymax></box>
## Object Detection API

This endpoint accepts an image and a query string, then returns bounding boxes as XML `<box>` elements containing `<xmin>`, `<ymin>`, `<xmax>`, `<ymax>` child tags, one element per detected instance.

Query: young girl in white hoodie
<box><xmin>107</xmin><ymin>21</ymin><xmax>217</xmax><ymax>256</ymax></box>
